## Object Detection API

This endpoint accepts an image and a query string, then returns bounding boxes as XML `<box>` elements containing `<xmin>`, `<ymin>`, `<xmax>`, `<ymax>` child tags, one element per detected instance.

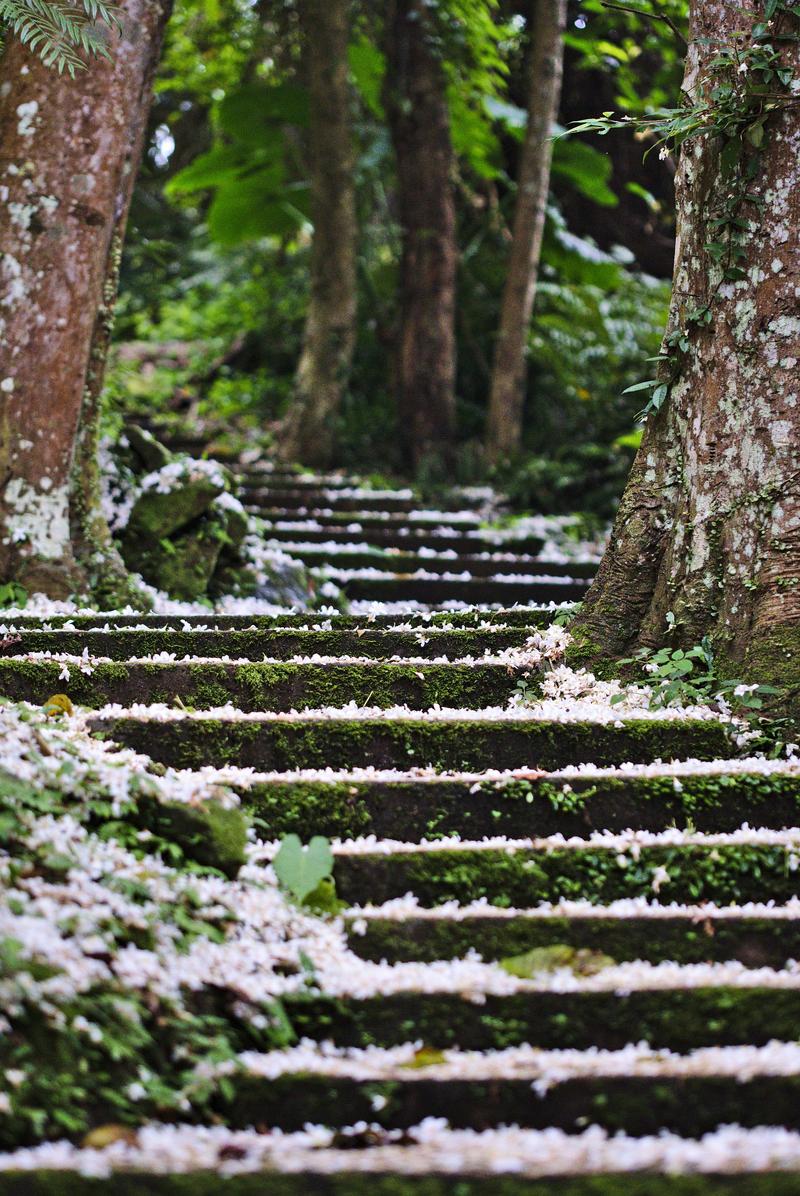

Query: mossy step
<box><xmin>252</xmin><ymin>508</ymin><xmax>483</xmax><ymax>531</ymax></box>
<box><xmin>224</xmin><ymin>1072</ymin><xmax>800</xmax><ymax>1137</ymax></box>
<box><xmin>264</xmin><ymin>525</ymin><xmax>546</xmax><ymax>554</ymax></box>
<box><xmin>238</xmin><ymin>772</ymin><xmax>800</xmax><ymax>841</ymax></box>
<box><xmin>2</xmin><ymin>627</ymin><xmax>532</xmax><ymax>662</ymax></box>
<box><xmin>0</xmin><ymin>660</ymin><xmax>526</xmax><ymax>712</ymax></box>
<box><xmin>246</xmin><ymin>490</ymin><xmax>450</xmax><ymax>514</ymax></box>
<box><xmin>0</xmin><ymin>608</ymin><xmax>560</xmax><ymax>631</ymax></box>
<box><xmin>4</xmin><ymin>1173</ymin><xmax>800</xmax><ymax>1196</ymax></box>
<box><xmin>285</xmin><ymin>987</ymin><xmax>800</xmax><ymax>1051</ymax></box>
<box><xmin>291</xmin><ymin>550</ymin><xmax>597</xmax><ymax>580</ymax></box>
<box><xmin>333</xmin><ymin>843</ymin><xmax>800</xmax><ymax>908</ymax></box>
<box><xmin>346</xmin><ymin>912</ymin><xmax>800</xmax><ymax>967</ymax></box>
<box><xmin>92</xmin><ymin>716</ymin><xmax>730</xmax><ymax>772</ymax></box>
<box><xmin>339</xmin><ymin>577</ymin><xmax>590</xmax><ymax>605</ymax></box>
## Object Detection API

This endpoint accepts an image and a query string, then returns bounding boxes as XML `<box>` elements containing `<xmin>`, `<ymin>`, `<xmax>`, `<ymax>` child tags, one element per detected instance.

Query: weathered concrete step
<box><xmin>2</xmin><ymin>627</ymin><xmax>532</xmax><ymax>662</ymax></box>
<box><xmin>225</xmin><ymin>1066</ymin><xmax>800</xmax><ymax>1137</ymax></box>
<box><xmin>336</xmin><ymin>576</ymin><xmax>590</xmax><ymax>605</ymax></box>
<box><xmin>0</xmin><ymin>608</ymin><xmax>559</xmax><ymax>631</ymax></box>
<box><xmin>286</xmin><ymin>986</ymin><xmax>800</xmax><ymax>1052</ymax></box>
<box><xmin>8</xmin><ymin>1162</ymin><xmax>800</xmax><ymax>1195</ymax></box>
<box><xmin>93</xmin><ymin>715</ymin><xmax>730</xmax><ymax>771</ymax></box>
<box><xmin>239</xmin><ymin>771</ymin><xmax>800</xmax><ymax>841</ymax></box>
<box><xmin>286</xmin><ymin>548</ymin><xmax>597</xmax><ymax>580</ymax></box>
<box><xmin>246</xmin><ymin>490</ymin><xmax>457</xmax><ymax>515</ymax></box>
<box><xmin>250</xmin><ymin>507</ymin><xmax>484</xmax><ymax>530</ymax></box>
<box><xmin>0</xmin><ymin>660</ymin><xmax>525</xmax><ymax>712</ymax></box>
<box><xmin>333</xmin><ymin>842</ymin><xmax>797</xmax><ymax>908</ymax></box>
<box><xmin>347</xmin><ymin>911</ymin><xmax>800</xmax><ymax>968</ymax></box>
<box><xmin>264</xmin><ymin>524</ymin><xmax>547</xmax><ymax>554</ymax></box>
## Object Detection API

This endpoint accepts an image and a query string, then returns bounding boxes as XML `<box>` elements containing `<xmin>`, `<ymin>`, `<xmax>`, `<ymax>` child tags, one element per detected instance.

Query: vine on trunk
<box><xmin>568</xmin><ymin>0</ymin><xmax>800</xmax><ymax>422</ymax></box>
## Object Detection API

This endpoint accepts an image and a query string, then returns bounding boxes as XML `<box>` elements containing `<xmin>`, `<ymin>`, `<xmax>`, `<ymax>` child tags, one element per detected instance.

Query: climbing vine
<box><xmin>568</xmin><ymin>0</ymin><xmax>800</xmax><ymax>421</ymax></box>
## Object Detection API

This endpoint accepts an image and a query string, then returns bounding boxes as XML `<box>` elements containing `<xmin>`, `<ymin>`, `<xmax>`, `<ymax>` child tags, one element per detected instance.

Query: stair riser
<box><xmin>347</xmin><ymin>916</ymin><xmax>800</xmax><ymax>968</ymax></box>
<box><xmin>5</xmin><ymin>1174</ymin><xmax>799</xmax><ymax>1195</ymax></box>
<box><xmin>227</xmin><ymin>1075</ymin><xmax>800</xmax><ymax>1136</ymax></box>
<box><xmin>263</xmin><ymin>526</ymin><xmax>547</xmax><ymax>554</ymax></box>
<box><xmin>0</xmin><ymin>610</ymin><xmax>557</xmax><ymax>631</ymax></box>
<box><xmin>0</xmin><ymin>629</ymin><xmax>532</xmax><ymax>662</ymax></box>
<box><xmin>334</xmin><ymin>846</ymin><xmax>800</xmax><ymax>908</ymax></box>
<box><xmin>241</xmin><ymin>775</ymin><xmax>800</xmax><ymax>841</ymax></box>
<box><xmin>295</xmin><ymin>551</ymin><xmax>597</xmax><ymax>580</ymax></box>
<box><xmin>0</xmin><ymin>661</ymin><xmax>528</xmax><ymax>712</ymax></box>
<box><xmin>92</xmin><ymin>720</ymin><xmax>731</xmax><ymax>772</ymax></box>
<box><xmin>287</xmin><ymin>989</ymin><xmax>800</xmax><ymax>1052</ymax></box>
<box><xmin>340</xmin><ymin>579</ymin><xmax>591</xmax><ymax>605</ymax></box>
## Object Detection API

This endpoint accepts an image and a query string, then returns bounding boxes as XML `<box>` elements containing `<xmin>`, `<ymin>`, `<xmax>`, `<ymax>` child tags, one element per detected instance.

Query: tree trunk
<box><xmin>384</xmin><ymin>0</ymin><xmax>458</xmax><ymax>475</ymax></box>
<box><xmin>485</xmin><ymin>0</ymin><xmax>566</xmax><ymax>464</ymax></box>
<box><xmin>571</xmin><ymin>2</ymin><xmax>800</xmax><ymax>686</ymax></box>
<box><xmin>0</xmin><ymin>0</ymin><xmax>173</xmax><ymax>600</ymax></box>
<box><xmin>278</xmin><ymin>0</ymin><xmax>357</xmax><ymax>469</ymax></box>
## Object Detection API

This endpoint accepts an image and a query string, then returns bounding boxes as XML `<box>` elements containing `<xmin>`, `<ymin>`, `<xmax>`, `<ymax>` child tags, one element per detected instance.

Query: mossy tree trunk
<box><xmin>485</xmin><ymin>0</ymin><xmax>566</xmax><ymax>464</ymax></box>
<box><xmin>0</xmin><ymin>0</ymin><xmax>173</xmax><ymax>601</ymax></box>
<box><xmin>384</xmin><ymin>0</ymin><xmax>458</xmax><ymax>475</ymax></box>
<box><xmin>278</xmin><ymin>0</ymin><xmax>357</xmax><ymax>470</ymax></box>
<box><xmin>572</xmin><ymin>2</ymin><xmax>800</xmax><ymax>685</ymax></box>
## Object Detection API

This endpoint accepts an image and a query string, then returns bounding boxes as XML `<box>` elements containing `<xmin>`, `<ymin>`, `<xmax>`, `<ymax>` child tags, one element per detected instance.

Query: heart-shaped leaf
<box><xmin>273</xmin><ymin>834</ymin><xmax>334</xmax><ymax>904</ymax></box>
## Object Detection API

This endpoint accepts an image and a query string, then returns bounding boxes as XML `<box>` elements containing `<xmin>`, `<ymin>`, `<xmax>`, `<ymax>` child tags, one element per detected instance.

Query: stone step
<box><xmin>0</xmin><ymin>608</ymin><xmax>559</xmax><ymax>631</ymax></box>
<box><xmin>220</xmin><ymin>1044</ymin><xmax>800</xmax><ymax>1136</ymax></box>
<box><xmin>346</xmin><ymin>908</ymin><xmax>800</xmax><ymax>968</ymax></box>
<box><xmin>282</xmin><ymin>547</ymin><xmax>597</xmax><ymax>579</ymax></box>
<box><xmin>11</xmin><ymin>1129</ymin><xmax>800</xmax><ymax>1192</ymax></box>
<box><xmin>0</xmin><ymin>659</ymin><xmax>526</xmax><ymax>711</ymax></box>
<box><xmin>332</xmin><ymin>575</ymin><xmax>591</xmax><ymax>605</ymax></box>
<box><xmin>262</xmin><ymin>524</ymin><xmax>547</xmax><ymax>554</ymax></box>
<box><xmin>93</xmin><ymin>713</ymin><xmax>730</xmax><ymax>771</ymax></box>
<box><xmin>284</xmin><ymin>984</ymin><xmax>800</xmax><ymax>1051</ymax></box>
<box><xmin>236</xmin><ymin>769</ymin><xmax>800</xmax><ymax>841</ymax></box>
<box><xmin>249</xmin><ymin>507</ymin><xmax>484</xmax><ymax>530</ymax></box>
<box><xmin>331</xmin><ymin>840</ymin><xmax>799</xmax><ymax>908</ymax></box>
<box><xmin>2</xmin><ymin>627</ymin><xmax>533</xmax><ymax>661</ymax></box>
<box><xmin>244</xmin><ymin>488</ymin><xmax>490</xmax><ymax>515</ymax></box>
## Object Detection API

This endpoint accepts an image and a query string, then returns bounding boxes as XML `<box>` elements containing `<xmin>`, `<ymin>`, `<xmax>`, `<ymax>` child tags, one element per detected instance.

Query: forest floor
<box><xmin>2</xmin><ymin>447</ymin><xmax>800</xmax><ymax>1190</ymax></box>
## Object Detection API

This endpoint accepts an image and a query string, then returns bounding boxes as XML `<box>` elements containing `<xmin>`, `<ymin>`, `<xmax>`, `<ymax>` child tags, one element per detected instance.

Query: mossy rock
<box><xmin>140</xmin><ymin>794</ymin><xmax>248</xmax><ymax>877</ymax></box>
<box><xmin>254</xmin><ymin>555</ymin><xmax>312</xmax><ymax>607</ymax></box>
<box><xmin>123</xmin><ymin>508</ymin><xmax>229</xmax><ymax>600</ymax></box>
<box><xmin>124</xmin><ymin>476</ymin><xmax>225</xmax><ymax>541</ymax></box>
<box><xmin>125</xmin><ymin>425</ymin><xmax>173</xmax><ymax>473</ymax></box>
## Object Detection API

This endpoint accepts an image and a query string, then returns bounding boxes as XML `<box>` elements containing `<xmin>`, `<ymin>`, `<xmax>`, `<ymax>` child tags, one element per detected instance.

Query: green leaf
<box><xmin>217</xmin><ymin>83</ymin><xmax>309</xmax><ymax>147</ymax></box>
<box><xmin>348</xmin><ymin>36</ymin><xmax>385</xmax><ymax>118</ymax></box>
<box><xmin>551</xmin><ymin>134</ymin><xmax>618</xmax><ymax>208</ymax></box>
<box><xmin>273</xmin><ymin>834</ymin><xmax>334</xmax><ymax>904</ymax></box>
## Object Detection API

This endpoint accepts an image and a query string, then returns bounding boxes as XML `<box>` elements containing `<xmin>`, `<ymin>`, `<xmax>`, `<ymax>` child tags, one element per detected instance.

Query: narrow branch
<box><xmin>599</xmin><ymin>1</ymin><xmax>688</xmax><ymax>48</ymax></box>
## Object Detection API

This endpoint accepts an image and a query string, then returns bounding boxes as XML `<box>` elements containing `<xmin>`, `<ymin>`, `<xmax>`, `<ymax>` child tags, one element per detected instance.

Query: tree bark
<box><xmin>278</xmin><ymin>0</ymin><xmax>357</xmax><ymax>469</ymax></box>
<box><xmin>485</xmin><ymin>0</ymin><xmax>566</xmax><ymax>464</ymax></box>
<box><xmin>384</xmin><ymin>0</ymin><xmax>458</xmax><ymax>475</ymax></box>
<box><xmin>0</xmin><ymin>0</ymin><xmax>173</xmax><ymax>600</ymax></box>
<box><xmin>572</xmin><ymin>2</ymin><xmax>800</xmax><ymax>686</ymax></box>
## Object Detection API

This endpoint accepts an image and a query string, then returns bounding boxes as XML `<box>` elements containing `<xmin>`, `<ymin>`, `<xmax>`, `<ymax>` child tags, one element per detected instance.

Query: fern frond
<box><xmin>0</xmin><ymin>0</ymin><xmax>120</xmax><ymax>75</ymax></box>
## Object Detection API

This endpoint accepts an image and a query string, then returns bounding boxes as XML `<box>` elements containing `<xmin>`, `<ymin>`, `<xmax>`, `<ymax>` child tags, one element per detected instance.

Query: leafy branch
<box><xmin>0</xmin><ymin>1</ymin><xmax>121</xmax><ymax>75</ymax></box>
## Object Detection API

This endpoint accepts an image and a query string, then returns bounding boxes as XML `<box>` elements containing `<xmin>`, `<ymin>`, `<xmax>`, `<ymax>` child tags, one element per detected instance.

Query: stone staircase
<box><xmin>3</xmin><ymin>460</ymin><xmax>800</xmax><ymax>1189</ymax></box>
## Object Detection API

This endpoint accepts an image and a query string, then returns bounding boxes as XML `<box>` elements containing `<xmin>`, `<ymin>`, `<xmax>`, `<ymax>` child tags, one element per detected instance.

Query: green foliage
<box><xmin>617</xmin><ymin>615</ymin><xmax>780</xmax><ymax>712</ymax></box>
<box><xmin>567</xmin><ymin>1</ymin><xmax>800</xmax><ymax>422</ymax></box>
<box><xmin>0</xmin><ymin>0</ymin><xmax>120</xmax><ymax>74</ymax></box>
<box><xmin>167</xmin><ymin>82</ymin><xmax>310</xmax><ymax>245</ymax></box>
<box><xmin>0</xmin><ymin>581</ymin><xmax>27</xmax><ymax>609</ymax></box>
<box><xmin>273</xmin><ymin>833</ymin><xmax>336</xmax><ymax>908</ymax></box>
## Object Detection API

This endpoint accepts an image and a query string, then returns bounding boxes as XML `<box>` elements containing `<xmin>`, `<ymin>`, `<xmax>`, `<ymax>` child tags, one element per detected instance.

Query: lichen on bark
<box><xmin>572</xmin><ymin>1</ymin><xmax>800</xmax><ymax>687</ymax></box>
<box><xmin>0</xmin><ymin>1</ymin><xmax>173</xmax><ymax>603</ymax></box>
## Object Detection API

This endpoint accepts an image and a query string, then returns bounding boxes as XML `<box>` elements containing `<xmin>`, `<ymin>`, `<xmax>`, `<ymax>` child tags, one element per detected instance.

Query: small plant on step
<box><xmin>615</xmin><ymin>615</ymin><xmax>779</xmax><ymax>714</ymax></box>
<box><xmin>273</xmin><ymin>833</ymin><xmax>343</xmax><ymax>914</ymax></box>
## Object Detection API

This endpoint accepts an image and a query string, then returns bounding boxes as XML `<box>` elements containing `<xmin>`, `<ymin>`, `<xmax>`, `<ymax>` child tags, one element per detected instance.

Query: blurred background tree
<box><xmin>103</xmin><ymin>0</ymin><xmax>689</xmax><ymax>513</ymax></box>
